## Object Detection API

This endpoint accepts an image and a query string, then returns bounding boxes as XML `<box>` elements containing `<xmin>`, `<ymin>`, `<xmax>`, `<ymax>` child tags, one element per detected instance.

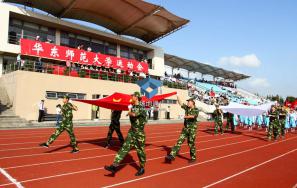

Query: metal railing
<box><xmin>4</xmin><ymin>61</ymin><xmax>141</xmax><ymax>84</ymax></box>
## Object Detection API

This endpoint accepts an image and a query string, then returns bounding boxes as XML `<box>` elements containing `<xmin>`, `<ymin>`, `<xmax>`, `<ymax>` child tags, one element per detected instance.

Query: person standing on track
<box><xmin>278</xmin><ymin>105</ymin><xmax>288</xmax><ymax>138</ymax></box>
<box><xmin>40</xmin><ymin>95</ymin><xmax>79</xmax><ymax>153</ymax></box>
<box><xmin>225</xmin><ymin>112</ymin><xmax>233</xmax><ymax>132</ymax></box>
<box><xmin>105</xmin><ymin>110</ymin><xmax>124</xmax><ymax>148</ymax></box>
<box><xmin>268</xmin><ymin>106</ymin><xmax>280</xmax><ymax>141</ymax></box>
<box><xmin>165</xmin><ymin>95</ymin><xmax>199</xmax><ymax>164</ymax></box>
<box><xmin>213</xmin><ymin>104</ymin><xmax>224</xmax><ymax>135</ymax></box>
<box><xmin>104</xmin><ymin>91</ymin><xmax>147</xmax><ymax>176</ymax></box>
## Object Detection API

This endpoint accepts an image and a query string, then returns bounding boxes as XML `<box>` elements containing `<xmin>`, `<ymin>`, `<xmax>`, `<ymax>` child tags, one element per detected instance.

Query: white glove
<box><xmin>128</xmin><ymin>104</ymin><xmax>133</xmax><ymax>110</ymax></box>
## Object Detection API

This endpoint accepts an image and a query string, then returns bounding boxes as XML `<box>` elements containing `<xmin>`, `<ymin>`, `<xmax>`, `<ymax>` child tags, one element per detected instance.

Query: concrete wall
<box><xmin>0</xmin><ymin>71</ymin><xmax>189</xmax><ymax>121</ymax></box>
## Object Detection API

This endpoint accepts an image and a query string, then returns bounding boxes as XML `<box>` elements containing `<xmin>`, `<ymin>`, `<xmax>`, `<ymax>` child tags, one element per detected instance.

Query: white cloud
<box><xmin>248</xmin><ymin>78</ymin><xmax>270</xmax><ymax>88</ymax></box>
<box><xmin>218</xmin><ymin>54</ymin><xmax>261</xmax><ymax>67</ymax></box>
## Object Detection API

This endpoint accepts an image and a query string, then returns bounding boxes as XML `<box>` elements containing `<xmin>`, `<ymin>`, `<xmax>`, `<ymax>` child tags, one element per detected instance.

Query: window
<box><xmin>60</xmin><ymin>32</ymin><xmax>70</xmax><ymax>46</ymax></box>
<box><xmin>106</xmin><ymin>43</ymin><xmax>117</xmax><ymax>56</ymax></box>
<box><xmin>60</xmin><ymin>32</ymin><xmax>117</xmax><ymax>56</ymax></box>
<box><xmin>46</xmin><ymin>91</ymin><xmax>86</xmax><ymax>100</ymax></box>
<box><xmin>120</xmin><ymin>45</ymin><xmax>147</xmax><ymax>61</ymax></box>
<box><xmin>161</xmin><ymin>99</ymin><xmax>177</xmax><ymax>104</ymax></box>
<box><xmin>8</xmin><ymin>18</ymin><xmax>56</xmax><ymax>44</ymax></box>
<box><xmin>120</xmin><ymin>45</ymin><xmax>129</xmax><ymax>59</ymax></box>
<box><xmin>46</xmin><ymin>92</ymin><xmax>57</xmax><ymax>99</ymax></box>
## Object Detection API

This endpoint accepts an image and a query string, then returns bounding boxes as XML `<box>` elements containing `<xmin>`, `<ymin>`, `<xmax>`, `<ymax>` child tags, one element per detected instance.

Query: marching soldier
<box><xmin>213</xmin><ymin>104</ymin><xmax>224</xmax><ymax>135</ymax></box>
<box><xmin>226</xmin><ymin>112</ymin><xmax>233</xmax><ymax>131</ymax></box>
<box><xmin>165</xmin><ymin>95</ymin><xmax>199</xmax><ymax>163</ymax></box>
<box><xmin>268</xmin><ymin>106</ymin><xmax>280</xmax><ymax>141</ymax></box>
<box><xmin>105</xmin><ymin>91</ymin><xmax>147</xmax><ymax>176</ymax></box>
<box><xmin>278</xmin><ymin>106</ymin><xmax>288</xmax><ymax>138</ymax></box>
<box><xmin>105</xmin><ymin>110</ymin><xmax>124</xmax><ymax>148</ymax></box>
<box><xmin>40</xmin><ymin>95</ymin><xmax>79</xmax><ymax>153</ymax></box>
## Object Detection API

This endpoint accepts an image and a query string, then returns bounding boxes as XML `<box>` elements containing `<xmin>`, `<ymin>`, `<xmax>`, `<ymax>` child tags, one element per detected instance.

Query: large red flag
<box><xmin>74</xmin><ymin>92</ymin><xmax>177</xmax><ymax>111</ymax></box>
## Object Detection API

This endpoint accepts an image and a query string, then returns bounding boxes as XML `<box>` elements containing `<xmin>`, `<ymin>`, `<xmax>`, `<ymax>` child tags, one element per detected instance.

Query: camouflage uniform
<box><xmin>213</xmin><ymin>109</ymin><xmax>224</xmax><ymax>134</ymax></box>
<box><xmin>106</xmin><ymin>110</ymin><xmax>124</xmax><ymax>144</ymax></box>
<box><xmin>278</xmin><ymin>108</ymin><xmax>287</xmax><ymax>137</ymax></box>
<box><xmin>268</xmin><ymin>111</ymin><xmax>279</xmax><ymax>140</ymax></box>
<box><xmin>113</xmin><ymin>104</ymin><xmax>147</xmax><ymax>167</ymax></box>
<box><xmin>46</xmin><ymin>102</ymin><xmax>78</xmax><ymax>149</ymax></box>
<box><xmin>226</xmin><ymin>112</ymin><xmax>232</xmax><ymax>130</ymax></box>
<box><xmin>170</xmin><ymin>104</ymin><xmax>199</xmax><ymax>160</ymax></box>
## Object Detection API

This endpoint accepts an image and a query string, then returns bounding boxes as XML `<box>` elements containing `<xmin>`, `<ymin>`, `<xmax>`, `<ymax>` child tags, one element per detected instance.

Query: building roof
<box><xmin>3</xmin><ymin>0</ymin><xmax>189</xmax><ymax>43</ymax></box>
<box><xmin>164</xmin><ymin>54</ymin><xmax>250</xmax><ymax>81</ymax></box>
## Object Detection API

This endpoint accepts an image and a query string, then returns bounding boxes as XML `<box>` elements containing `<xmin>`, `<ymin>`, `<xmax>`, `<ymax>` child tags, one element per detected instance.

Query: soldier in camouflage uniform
<box><xmin>105</xmin><ymin>91</ymin><xmax>147</xmax><ymax>176</ymax></box>
<box><xmin>225</xmin><ymin>112</ymin><xmax>232</xmax><ymax>130</ymax></box>
<box><xmin>40</xmin><ymin>95</ymin><xmax>79</xmax><ymax>153</ymax></box>
<box><xmin>105</xmin><ymin>110</ymin><xmax>124</xmax><ymax>148</ymax></box>
<box><xmin>165</xmin><ymin>95</ymin><xmax>199</xmax><ymax>163</ymax></box>
<box><xmin>213</xmin><ymin>104</ymin><xmax>224</xmax><ymax>135</ymax></box>
<box><xmin>268</xmin><ymin>106</ymin><xmax>280</xmax><ymax>141</ymax></box>
<box><xmin>278</xmin><ymin>106</ymin><xmax>288</xmax><ymax>138</ymax></box>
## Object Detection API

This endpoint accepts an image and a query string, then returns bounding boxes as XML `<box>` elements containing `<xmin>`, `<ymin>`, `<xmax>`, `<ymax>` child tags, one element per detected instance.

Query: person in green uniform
<box><xmin>40</xmin><ymin>95</ymin><xmax>79</xmax><ymax>153</ymax></box>
<box><xmin>104</xmin><ymin>91</ymin><xmax>147</xmax><ymax>176</ymax></box>
<box><xmin>226</xmin><ymin>112</ymin><xmax>233</xmax><ymax>131</ymax></box>
<box><xmin>268</xmin><ymin>106</ymin><xmax>280</xmax><ymax>141</ymax></box>
<box><xmin>165</xmin><ymin>95</ymin><xmax>199</xmax><ymax>163</ymax></box>
<box><xmin>213</xmin><ymin>104</ymin><xmax>224</xmax><ymax>135</ymax></box>
<box><xmin>278</xmin><ymin>106</ymin><xmax>288</xmax><ymax>138</ymax></box>
<box><xmin>105</xmin><ymin>110</ymin><xmax>124</xmax><ymax>148</ymax></box>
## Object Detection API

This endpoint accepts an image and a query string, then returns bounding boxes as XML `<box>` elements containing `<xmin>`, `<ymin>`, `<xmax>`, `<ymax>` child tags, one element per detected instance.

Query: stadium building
<box><xmin>0</xmin><ymin>0</ymin><xmax>250</xmax><ymax>125</ymax></box>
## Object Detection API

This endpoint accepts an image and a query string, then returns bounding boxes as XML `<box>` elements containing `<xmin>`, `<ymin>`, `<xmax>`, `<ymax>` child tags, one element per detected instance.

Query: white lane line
<box><xmin>0</xmin><ymin>135</ymin><xmax>257</xmax><ymax>186</ymax></box>
<box><xmin>0</xmin><ymin>123</ymin><xmax>183</xmax><ymax>137</ymax></box>
<box><xmin>0</xmin><ymin>132</ymin><xmax>182</xmax><ymax>152</ymax></box>
<box><xmin>0</xmin><ymin>134</ymin><xmax>237</xmax><ymax>160</ymax></box>
<box><xmin>0</xmin><ymin>129</ymin><xmax>182</xmax><ymax>146</ymax></box>
<box><xmin>202</xmin><ymin>148</ymin><xmax>297</xmax><ymax>188</ymax></box>
<box><xmin>5</xmin><ymin>135</ymin><xmax>247</xmax><ymax>170</ymax></box>
<box><xmin>0</xmin><ymin>122</ymin><xmax>183</xmax><ymax>131</ymax></box>
<box><xmin>100</xmin><ymin>136</ymin><xmax>297</xmax><ymax>188</ymax></box>
<box><xmin>0</xmin><ymin>127</ymin><xmax>183</xmax><ymax>140</ymax></box>
<box><xmin>0</xmin><ymin>168</ymin><xmax>24</xmax><ymax>188</ymax></box>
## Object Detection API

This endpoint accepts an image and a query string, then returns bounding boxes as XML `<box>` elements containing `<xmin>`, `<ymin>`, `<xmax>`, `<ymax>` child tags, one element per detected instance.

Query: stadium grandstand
<box><xmin>0</xmin><ymin>0</ymin><xmax>264</xmax><ymax>127</ymax></box>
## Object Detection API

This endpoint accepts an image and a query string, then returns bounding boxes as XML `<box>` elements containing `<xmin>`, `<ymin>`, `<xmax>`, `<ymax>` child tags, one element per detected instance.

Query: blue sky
<box><xmin>147</xmin><ymin>0</ymin><xmax>297</xmax><ymax>98</ymax></box>
<box><xmin>12</xmin><ymin>0</ymin><xmax>296</xmax><ymax>97</ymax></box>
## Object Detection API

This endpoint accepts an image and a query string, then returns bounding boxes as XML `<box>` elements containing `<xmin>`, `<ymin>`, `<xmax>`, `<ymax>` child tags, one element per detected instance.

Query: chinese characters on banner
<box><xmin>20</xmin><ymin>38</ymin><xmax>148</xmax><ymax>73</ymax></box>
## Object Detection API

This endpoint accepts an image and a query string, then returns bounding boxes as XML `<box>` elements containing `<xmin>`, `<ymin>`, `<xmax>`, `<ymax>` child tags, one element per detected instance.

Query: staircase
<box><xmin>0</xmin><ymin>83</ymin><xmax>29</xmax><ymax>128</ymax></box>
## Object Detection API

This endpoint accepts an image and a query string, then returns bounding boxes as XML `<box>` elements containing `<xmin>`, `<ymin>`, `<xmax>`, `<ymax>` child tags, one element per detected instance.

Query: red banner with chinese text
<box><xmin>20</xmin><ymin>38</ymin><xmax>148</xmax><ymax>73</ymax></box>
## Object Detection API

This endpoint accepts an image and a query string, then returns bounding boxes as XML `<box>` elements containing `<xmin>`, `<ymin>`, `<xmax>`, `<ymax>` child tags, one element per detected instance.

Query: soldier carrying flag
<box><xmin>104</xmin><ymin>91</ymin><xmax>147</xmax><ymax>176</ymax></box>
<box><xmin>105</xmin><ymin>110</ymin><xmax>124</xmax><ymax>148</ymax></box>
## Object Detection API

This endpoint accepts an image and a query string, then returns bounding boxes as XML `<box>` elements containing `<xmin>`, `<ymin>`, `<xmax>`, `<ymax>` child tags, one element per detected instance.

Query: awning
<box><xmin>4</xmin><ymin>0</ymin><xmax>189</xmax><ymax>43</ymax></box>
<box><xmin>165</xmin><ymin>54</ymin><xmax>250</xmax><ymax>81</ymax></box>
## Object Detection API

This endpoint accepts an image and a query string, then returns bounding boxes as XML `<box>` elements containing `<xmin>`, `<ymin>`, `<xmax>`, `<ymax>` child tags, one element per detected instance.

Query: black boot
<box><xmin>135</xmin><ymin>168</ymin><xmax>145</xmax><ymax>176</ymax></box>
<box><xmin>71</xmin><ymin>148</ymin><xmax>79</xmax><ymax>153</ymax></box>
<box><xmin>104</xmin><ymin>141</ymin><xmax>111</xmax><ymax>148</ymax></box>
<box><xmin>104</xmin><ymin>165</ymin><xmax>117</xmax><ymax>174</ymax></box>
<box><xmin>39</xmin><ymin>143</ymin><xmax>49</xmax><ymax>148</ymax></box>
<box><xmin>165</xmin><ymin>154</ymin><xmax>175</xmax><ymax>163</ymax></box>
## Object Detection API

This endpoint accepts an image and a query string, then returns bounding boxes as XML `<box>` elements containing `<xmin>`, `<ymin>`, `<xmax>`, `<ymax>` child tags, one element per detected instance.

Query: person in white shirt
<box><xmin>56</xmin><ymin>104</ymin><xmax>62</xmax><ymax>127</ymax></box>
<box><xmin>38</xmin><ymin>100</ymin><xmax>45</xmax><ymax>122</ymax></box>
<box><xmin>166</xmin><ymin>106</ymin><xmax>171</xmax><ymax>119</ymax></box>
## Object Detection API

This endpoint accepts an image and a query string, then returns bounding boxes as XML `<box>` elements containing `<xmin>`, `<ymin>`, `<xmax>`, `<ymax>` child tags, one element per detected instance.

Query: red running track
<box><xmin>0</xmin><ymin>122</ymin><xmax>296</xmax><ymax>188</ymax></box>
